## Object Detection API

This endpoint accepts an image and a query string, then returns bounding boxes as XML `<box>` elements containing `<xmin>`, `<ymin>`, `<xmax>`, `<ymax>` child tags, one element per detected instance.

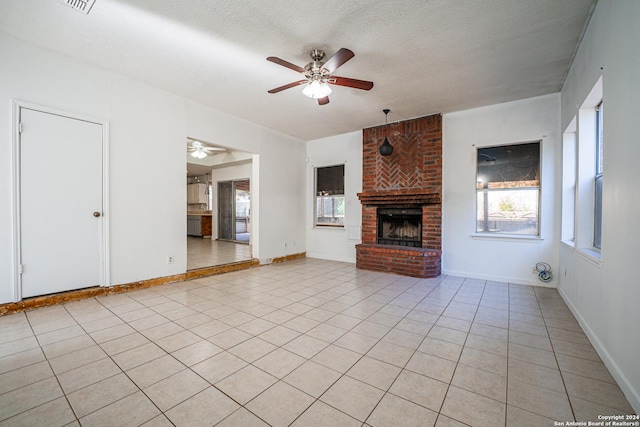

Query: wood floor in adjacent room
<box><xmin>0</xmin><ymin>258</ymin><xmax>634</xmax><ymax>426</ymax></box>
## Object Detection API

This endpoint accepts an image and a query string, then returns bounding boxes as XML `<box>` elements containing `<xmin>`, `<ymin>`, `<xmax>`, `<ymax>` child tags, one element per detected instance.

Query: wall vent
<box><xmin>58</xmin><ymin>0</ymin><xmax>96</xmax><ymax>14</ymax></box>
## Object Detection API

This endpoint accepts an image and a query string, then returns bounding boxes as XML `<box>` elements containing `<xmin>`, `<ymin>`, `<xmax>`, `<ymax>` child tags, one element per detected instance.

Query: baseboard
<box><xmin>0</xmin><ymin>273</ymin><xmax>185</xmax><ymax>316</ymax></box>
<box><xmin>270</xmin><ymin>252</ymin><xmax>306</xmax><ymax>264</ymax></box>
<box><xmin>0</xmin><ymin>258</ymin><xmax>263</xmax><ymax>316</ymax></box>
<box><xmin>441</xmin><ymin>268</ymin><xmax>557</xmax><ymax>288</ymax></box>
<box><xmin>305</xmin><ymin>251</ymin><xmax>355</xmax><ymax>264</ymax></box>
<box><xmin>557</xmin><ymin>287</ymin><xmax>640</xmax><ymax>414</ymax></box>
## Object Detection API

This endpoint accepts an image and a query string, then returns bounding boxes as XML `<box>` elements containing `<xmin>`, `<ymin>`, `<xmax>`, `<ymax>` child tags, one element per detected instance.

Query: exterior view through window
<box><xmin>315</xmin><ymin>164</ymin><xmax>345</xmax><ymax>226</ymax></box>
<box><xmin>476</xmin><ymin>142</ymin><xmax>540</xmax><ymax>235</ymax></box>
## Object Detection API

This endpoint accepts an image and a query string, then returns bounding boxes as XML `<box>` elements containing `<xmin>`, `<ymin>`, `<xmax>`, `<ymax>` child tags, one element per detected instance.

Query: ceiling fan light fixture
<box><xmin>191</xmin><ymin>149</ymin><xmax>207</xmax><ymax>159</ymax></box>
<box><xmin>190</xmin><ymin>149</ymin><xmax>207</xmax><ymax>159</ymax></box>
<box><xmin>302</xmin><ymin>79</ymin><xmax>332</xmax><ymax>99</ymax></box>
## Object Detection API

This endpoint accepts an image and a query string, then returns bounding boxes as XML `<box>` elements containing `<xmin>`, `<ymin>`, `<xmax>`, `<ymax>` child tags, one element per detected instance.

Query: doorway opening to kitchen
<box><xmin>186</xmin><ymin>138</ymin><xmax>254</xmax><ymax>270</ymax></box>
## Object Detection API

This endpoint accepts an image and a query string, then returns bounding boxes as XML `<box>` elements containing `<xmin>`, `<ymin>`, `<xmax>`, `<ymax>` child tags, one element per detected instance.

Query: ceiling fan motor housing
<box><xmin>304</xmin><ymin>50</ymin><xmax>330</xmax><ymax>80</ymax></box>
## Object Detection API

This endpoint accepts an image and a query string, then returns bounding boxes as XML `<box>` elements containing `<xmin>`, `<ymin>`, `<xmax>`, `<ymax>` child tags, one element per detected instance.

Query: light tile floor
<box><xmin>0</xmin><ymin>258</ymin><xmax>635</xmax><ymax>426</ymax></box>
<box><xmin>187</xmin><ymin>237</ymin><xmax>252</xmax><ymax>270</ymax></box>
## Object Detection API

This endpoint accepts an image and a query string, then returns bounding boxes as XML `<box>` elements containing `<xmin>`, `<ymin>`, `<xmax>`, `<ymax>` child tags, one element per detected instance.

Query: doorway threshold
<box><xmin>186</xmin><ymin>258</ymin><xmax>259</xmax><ymax>279</ymax></box>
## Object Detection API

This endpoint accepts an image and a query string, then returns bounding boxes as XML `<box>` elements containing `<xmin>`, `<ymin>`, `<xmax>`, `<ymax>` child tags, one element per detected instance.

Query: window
<box><xmin>594</xmin><ymin>101</ymin><xmax>603</xmax><ymax>248</ymax></box>
<box><xmin>315</xmin><ymin>164</ymin><xmax>345</xmax><ymax>226</ymax></box>
<box><xmin>476</xmin><ymin>142</ymin><xmax>540</xmax><ymax>236</ymax></box>
<box><xmin>567</xmin><ymin>77</ymin><xmax>602</xmax><ymax>259</ymax></box>
<box><xmin>562</xmin><ymin>119</ymin><xmax>577</xmax><ymax>243</ymax></box>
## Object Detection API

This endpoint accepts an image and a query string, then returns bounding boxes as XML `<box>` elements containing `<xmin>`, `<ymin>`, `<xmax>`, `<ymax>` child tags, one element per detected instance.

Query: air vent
<box><xmin>57</xmin><ymin>0</ymin><xmax>96</xmax><ymax>14</ymax></box>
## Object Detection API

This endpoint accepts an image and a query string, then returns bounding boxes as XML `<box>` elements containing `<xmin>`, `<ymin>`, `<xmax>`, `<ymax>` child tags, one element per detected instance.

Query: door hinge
<box><xmin>18</xmin><ymin>264</ymin><xmax>23</xmax><ymax>274</ymax></box>
<box><xmin>18</xmin><ymin>122</ymin><xmax>23</xmax><ymax>134</ymax></box>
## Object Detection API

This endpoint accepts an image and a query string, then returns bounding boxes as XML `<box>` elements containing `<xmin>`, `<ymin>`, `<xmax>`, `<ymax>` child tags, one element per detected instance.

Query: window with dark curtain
<box><xmin>315</xmin><ymin>165</ymin><xmax>345</xmax><ymax>226</ymax></box>
<box><xmin>316</xmin><ymin>165</ymin><xmax>344</xmax><ymax>196</ymax></box>
<box><xmin>476</xmin><ymin>142</ymin><xmax>541</xmax><ymax>235</ymax></box>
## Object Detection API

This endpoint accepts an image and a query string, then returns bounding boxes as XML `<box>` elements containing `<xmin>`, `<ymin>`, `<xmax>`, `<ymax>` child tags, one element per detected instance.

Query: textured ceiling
<box><xmin>0</xmin><ymin>0</ymin><xmax>596</xmax><ymax>141</ymax></box>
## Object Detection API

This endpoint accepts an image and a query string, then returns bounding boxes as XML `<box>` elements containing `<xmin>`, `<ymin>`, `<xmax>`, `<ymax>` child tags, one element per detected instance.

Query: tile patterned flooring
<box><xmin>187</xmin><ymin>237</ymin><xmax>252</xmax><ymax>270</ymax></box>
<box><xmin>0</xmin><ymin>258</ymin><xmax>635</xmax><ymax>426</ymax></box>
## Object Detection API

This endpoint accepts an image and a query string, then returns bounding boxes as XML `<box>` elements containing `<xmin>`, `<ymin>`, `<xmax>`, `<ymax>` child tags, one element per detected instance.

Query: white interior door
<box><xmin>20</xmin><ymin>107</ymin><xmax>104</xmax><ymax>298</ymax></box>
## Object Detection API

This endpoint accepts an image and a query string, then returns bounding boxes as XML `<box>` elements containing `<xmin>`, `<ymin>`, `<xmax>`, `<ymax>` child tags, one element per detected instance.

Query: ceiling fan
<box><xmin>267</xmin><ymin>48</ymin><xmax>374</xmax><ymax>105</ymax></box>
<box><xmin>187</xmin><ymin>140</ymin><xmax>225</xmax><ymax>159</ymax></box>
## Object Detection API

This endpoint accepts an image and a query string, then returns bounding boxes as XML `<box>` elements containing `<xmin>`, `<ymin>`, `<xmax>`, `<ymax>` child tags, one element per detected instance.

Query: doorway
<box><xmin>15</xmin><ymin>104</ymin><xmax>107</xmax><ymax>299</ymax></box>
<box><xmin>218</xmin><ymin>179</ymin><xmax>250</xmax><ymax>243</ymax></box>
<box><xmin>186</xmin><ymin>140</ymin><xmax>254</xmax><ymax>270</ymax></box>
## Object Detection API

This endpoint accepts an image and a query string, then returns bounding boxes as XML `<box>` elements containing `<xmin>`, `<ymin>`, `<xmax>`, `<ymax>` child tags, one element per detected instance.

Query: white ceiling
<box><xmin>0</xmin><ymin>0</ymin><xmax>596</xmax><ymax>141</ymax></box>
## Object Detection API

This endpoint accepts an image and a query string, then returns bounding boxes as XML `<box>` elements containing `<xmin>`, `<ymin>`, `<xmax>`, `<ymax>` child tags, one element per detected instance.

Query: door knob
<box><xmin>93</xmin><ymin>211</ymin><xmax>101</xmax><ymax>217</ymax></box>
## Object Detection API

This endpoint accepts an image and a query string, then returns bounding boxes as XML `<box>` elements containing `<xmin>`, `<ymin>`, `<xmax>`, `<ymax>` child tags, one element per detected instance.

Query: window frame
<box><xmin>314</xmin><ymin>164</ymin><xmax>345</xmax><ymax>228</ymax></box>
<box><xmin>475</xmin><ymin>141</ymin><xmax>542</xmax><ymax>237</ymax></box>
<box><xmin>593</xmin><ymin>101</ymin><xmax>603</xmax><ymax>249</ymax></box>
<box><xmin>573</xmin><ymin>76</ymin><xmax>603</xmax><ymax>262</ymax></box>
<box><xmin>561</xmin><ymin>118</ymin><xmax>577</xmax><ymax>245</ymax></box>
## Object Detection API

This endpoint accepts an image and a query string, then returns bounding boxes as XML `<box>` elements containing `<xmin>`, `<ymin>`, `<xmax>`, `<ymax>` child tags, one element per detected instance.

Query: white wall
<box><xmin>442</xmin><ymin>94</ymin><xmax>561</xmax><ymax>286</ymax></box>
<box><xmin>0</xmin><ymin>33</ymin><xmax>305</xmax><ymax>303</ymax></box>
<box><xmin>558</xmin><ymin>0</ymin><xmax>640</xmax><ymax>412</ymax></box>
<box><xmin>306</xmin><ymin>131</ymin><xmax>362</xmax><ymax>263</ymax></box>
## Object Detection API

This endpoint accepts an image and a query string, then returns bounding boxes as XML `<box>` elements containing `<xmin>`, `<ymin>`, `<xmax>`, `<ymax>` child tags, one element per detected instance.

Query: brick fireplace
<box><xmin>356</xmin><ymin>114</ymin><xmax>442</xmax><ymax>278</ymax></box>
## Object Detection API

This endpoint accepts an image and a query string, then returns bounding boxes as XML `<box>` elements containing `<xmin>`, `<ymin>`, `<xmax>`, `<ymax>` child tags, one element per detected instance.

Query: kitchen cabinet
<box><xmin>187</xmin><ymin>183</ymin><xmax>207</xmax><ymax>204</ymax></box>
<box><xmin>187</xmin><ymin>214</ymin><xmax>212</xmax><ymax>238</ymax></box>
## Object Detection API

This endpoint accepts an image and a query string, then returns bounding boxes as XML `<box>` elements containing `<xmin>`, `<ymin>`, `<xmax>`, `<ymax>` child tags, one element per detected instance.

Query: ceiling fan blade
<box><xmin>267</xmin><ymin>56</ymin><xmax>305</xmax><ymax>73</ymax></box>
<box><xmin>322</xmin><ymin>48</ymin><xmax>354</xmax><ymax>74</ymax></box>
<box><xmin>327</xmin><ymin>76</ymin><xmax>374</xmax><ymax>91</ymax></box>
<box><xmin>268</xmin><ymin>80</ymin><xmax>307</xmax><ymax>94</ymax></box>
<box><xmin>318</xmin><ymin>97</ymin><xmax>330</xmax><ymax>106</ymax></box>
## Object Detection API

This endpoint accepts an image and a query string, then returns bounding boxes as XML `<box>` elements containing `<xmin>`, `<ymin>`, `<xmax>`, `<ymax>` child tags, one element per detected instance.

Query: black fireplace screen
<box><xmin>377</xmin><ymin>208</ymin><xmax>422</xmax><ymax>247</ymax></box>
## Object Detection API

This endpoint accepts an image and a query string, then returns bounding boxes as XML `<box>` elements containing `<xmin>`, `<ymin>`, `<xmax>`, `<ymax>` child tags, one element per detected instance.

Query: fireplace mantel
<box><xmin>357</xmin><ymin>189</ymin><xmax>441</xmax><ymax>206</ymax></box>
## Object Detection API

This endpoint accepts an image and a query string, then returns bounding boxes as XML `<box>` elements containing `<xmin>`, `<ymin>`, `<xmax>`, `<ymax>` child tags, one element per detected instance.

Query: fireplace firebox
<box><xmin>377</xmin><ymin>208</ymin><xmax>422</xmax><ymax>247</ymax></box>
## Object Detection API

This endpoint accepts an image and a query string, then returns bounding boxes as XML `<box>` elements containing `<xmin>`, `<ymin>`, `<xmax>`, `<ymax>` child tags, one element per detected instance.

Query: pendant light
<box><xmin>379</xmin><ymin>108</ymin><xmax>393</xmax><ymax>156</ymax></box>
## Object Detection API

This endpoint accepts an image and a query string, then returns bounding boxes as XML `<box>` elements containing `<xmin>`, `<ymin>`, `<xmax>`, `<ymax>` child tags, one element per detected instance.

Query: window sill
<box><xmin>471</xmin><ymin>233</ymin><xmax>543</xmax><ymax>243</ymax></box>
<box><xmin>576</xmin><ymin>247</ymin><xmax>602</xmax><ymax>266</ymax></box>
<box><xmin>561</xmin><ymin>240</ymin><xmax>576</xmax><ymax>249</ymax></box>
<box><xmin>314</xmin><ymin>225</ymin><xmax>345</xmax><ymax>230</ymax></box>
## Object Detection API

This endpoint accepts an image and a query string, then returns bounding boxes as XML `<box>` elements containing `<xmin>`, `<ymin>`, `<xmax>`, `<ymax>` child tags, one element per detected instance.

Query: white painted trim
<box><xmin>576</xmin><ymin>247</ymin><xmax>602</xmax><ymax>266</ymax></box>
<box><xmin>441</xmin><ymin>268</ymin><xmax>557</xmax><ymax>288</ymax></box>
<box><xmin>102</xmin><ymin>119</ymin><xmax>111</xmax><ymax>288</ymax></box>
<box><xmin>470</xmin><ymin>234</ymin><xmax>544</xmax><ymax>243</ymax></box>
<box><xmin>11</xmin><ymin>101</ymin><xmax>21</xmax><ymax>302</ymax></box>
<box><xmin>557</xmin><ymin>287</ymin><xmax>640</xmax><ymax>413</ymax></box>
<box><xmin>11</xmin><ymin>100</ymin><xmax>110</xmax><ymax>300</ymax></box>
<box><xmin>306</xmin><ymin>253</ymin><xmax>355</xmax><ymax>264</ymax></box>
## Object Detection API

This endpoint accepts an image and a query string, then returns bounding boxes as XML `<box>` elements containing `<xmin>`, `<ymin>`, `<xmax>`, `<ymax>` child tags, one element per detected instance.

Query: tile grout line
<box><xmin>432</xmin><ymin>277</ymin><xmax>489</xmax><ymax>427</ymax></box>
<box><xmin>536</xmin><ymin>287</ymin><xmax>578</xmax><ymax>423</ymax></box>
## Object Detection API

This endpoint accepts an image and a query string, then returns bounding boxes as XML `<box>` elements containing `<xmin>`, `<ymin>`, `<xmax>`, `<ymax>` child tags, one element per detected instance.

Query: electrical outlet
<box><xmin>167</xmin><ymin>255</ymin><xmax>174</xmax><ymax>264</ymax></box>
